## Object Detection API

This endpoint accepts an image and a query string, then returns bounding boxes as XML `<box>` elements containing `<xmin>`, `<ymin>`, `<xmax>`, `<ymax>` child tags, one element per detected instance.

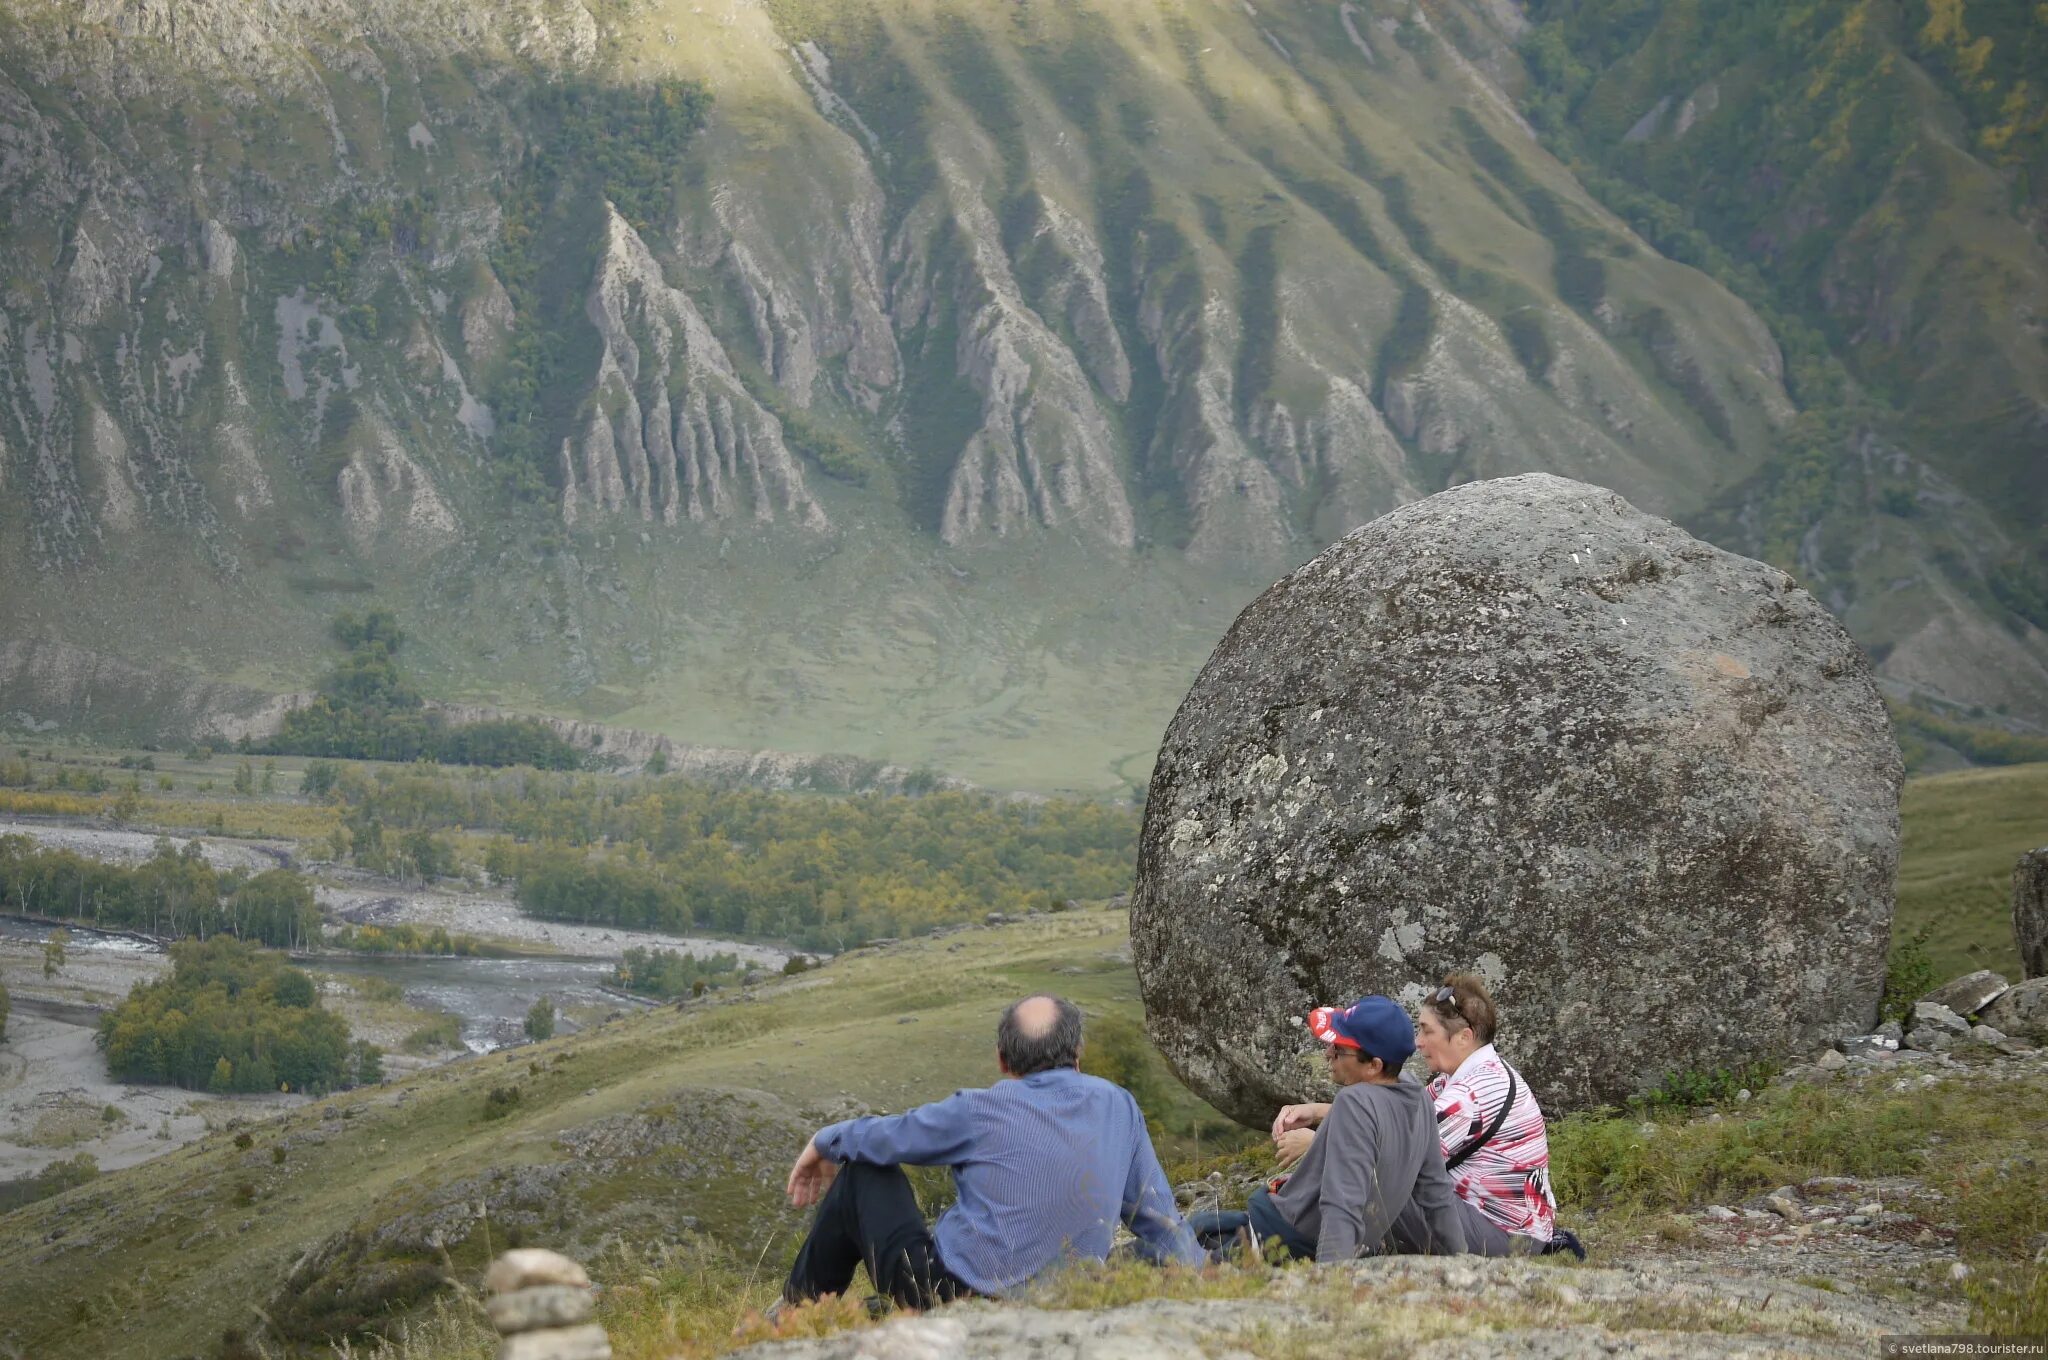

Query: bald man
<box><xmin>778</xmin><ymin>994</ymin><xmax>1201</xmax><ymax>1310</ymax></box>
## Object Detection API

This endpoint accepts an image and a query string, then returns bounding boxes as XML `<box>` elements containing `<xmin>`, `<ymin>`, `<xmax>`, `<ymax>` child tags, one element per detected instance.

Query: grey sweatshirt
<box><xmin>1271</xmin><ymin>1076</ymin><xmax>1468</xmax><ymax>1262</ymax></box>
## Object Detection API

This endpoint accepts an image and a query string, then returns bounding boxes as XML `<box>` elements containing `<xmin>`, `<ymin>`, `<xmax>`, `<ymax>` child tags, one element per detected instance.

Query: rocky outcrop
<box><xmin>1984</xmin><ymin>978</ymin><xmax>2048</xmax><ymax>1041</ymax></box>
<box><xmin>889</xmin><ymin>172</ymin><xmax>1136</xmax><ymax>550</ymax></box>
<box><xmin>1131</xmin><ymin>474</ymin><xmax>1902</xmax><ymax>1122</ymax></box>
<box><xmin>563</xmin><ymin>207</ymin><xmax>825</xmax><ymax>532</ymax></box>
<box><xmin>2015</xmin><ymin>848</ymin><xmax>2048</xmax><ymax>980</ymax></box>
<box><xmin>0</xmin><ymin>640</ymin><xmax>284</xmax><ymax>745</ymax></box>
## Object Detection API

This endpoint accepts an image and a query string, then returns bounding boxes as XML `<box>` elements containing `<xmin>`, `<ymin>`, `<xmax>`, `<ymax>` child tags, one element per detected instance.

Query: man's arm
<box><xmin>815</xmin><ymin>1089</ymin><xmax>981</xmax><ymax>1169</ymax></box>
<box><xmin>1310</xmin><ymin>1089</ymin><xmax>1402</xmax><ymax>1263</ymax></box>
<box><xmin>1270</xmin><ymin>1101</ymin><xmax>1332</xmax><ymax>1140</ymax></box>
<box><xmin>1120</xmin><ymin>1098</ymin><xmax>1205</xmax><ymax>1266</ymax></box>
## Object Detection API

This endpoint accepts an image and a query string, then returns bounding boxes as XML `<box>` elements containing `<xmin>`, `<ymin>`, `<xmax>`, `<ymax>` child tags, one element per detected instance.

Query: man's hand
<box><xmin>1269</xmin><ymin>1102</ymin><xmax>1330</xmax><ymax>1141</ymax></box>
<box><xmin>786</xmin><ymin>1135</ymin><xmax>839</xmax><ymax>1209</ymax></box>
<box><xmin>1273</xmin><ymin>1127</ymin><xmax>1315</xmax><ymax>1169</ymax></box>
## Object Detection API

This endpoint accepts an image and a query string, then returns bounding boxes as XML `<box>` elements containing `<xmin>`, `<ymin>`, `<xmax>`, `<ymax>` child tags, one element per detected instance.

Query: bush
<box><xmin>1631</xmin><ymin>1063</ymin><xmax>1779</xmax><ymax>1112</ymax></box>
<box><xmin>0</xmin><ymin>1152</ymin><xmax>101</xmax><ymax>1213</ymax></box>
<box><xmin>401</xmin><ymin>1014</ymin><xmax>464</xmax><ymax>1054</ymax></box>
<box><xmin>483</xmin><ymin>1084</ymin><xmax>522</xmax><ymax>1120</ymax></box>
<box><xmin>524</xmin><ymin>997</ymin><xmax>555</xmax><ymax>1043</ymax></box>
<box><xmin>1882</xmin><ymin>925</ymin><xmax>1936</xmax><ymax>1026</ymax></box>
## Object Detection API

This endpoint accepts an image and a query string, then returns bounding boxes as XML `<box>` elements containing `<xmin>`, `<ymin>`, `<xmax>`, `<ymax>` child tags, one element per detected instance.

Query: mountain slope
<box><xmin>0</xmin><ymin>0</ymin><xmax>2039</xmax><ymax>790</ymax></box>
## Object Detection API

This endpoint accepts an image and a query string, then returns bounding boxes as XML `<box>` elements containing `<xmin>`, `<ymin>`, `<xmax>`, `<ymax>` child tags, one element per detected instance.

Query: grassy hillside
<box><xmin>1896</xmin><ymin>761</ymin><xmax>2048</xmax><ymax>980</ymax></box>
<box><xmin>0</xmin><ymin>911</ymin><xmax>1238</xmax><ymax>1360</ymax></box>
<box><xmin>0</xmin><ymin>753</ymin><xmax>2037</xmax><ymax>1355</ymax></box>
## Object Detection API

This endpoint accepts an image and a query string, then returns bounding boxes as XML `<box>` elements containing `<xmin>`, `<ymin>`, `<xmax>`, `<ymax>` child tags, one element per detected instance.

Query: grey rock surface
<box><xmin>2017</xmin><ymin>848</ymin><xmax>2048</xmax><ymax>979</ymax></box>
<box><xmin>487</xmin><ymin>1285</ymin><xmax>595</xmax><ymax>1334</ymax></box>
<box><xmin>1984</xmin><ymin>976</ymin><xmax>2048</xmax><ymax>1040</ymax></box>
<box><xmin>731</xmin><ymin>1253</ymin><xmax>1947</xmax><ymax>1359</ymax></box>
<box><xmin>1132</xmin><ymin>475</ymin><xmax>1902</xmax><ymax>1121</ymax></box>
<box><xmin>497</xmin><ymin>1324</ymin><xmax>611</xmax><ymax>1360</ymax></box>
<box><xmin>1920</xmin><ymin>969</ymin><xmax>2008</xmax><ymax>1017</ymax></box>
<box><xmin>1911</xmin><ymin>1003</ymin><xmax>1971</xmax><ymax>1037</ymax></box>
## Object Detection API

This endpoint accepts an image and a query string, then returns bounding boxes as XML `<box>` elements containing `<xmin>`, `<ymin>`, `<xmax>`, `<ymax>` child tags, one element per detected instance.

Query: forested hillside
<box><xmin>0</xmin><ymin>0</ymin><xmax>2040</xmax><ymax>790</ymax></box>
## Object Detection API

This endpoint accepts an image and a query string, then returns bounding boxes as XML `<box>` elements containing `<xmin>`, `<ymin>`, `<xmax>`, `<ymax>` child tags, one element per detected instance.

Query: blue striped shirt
<box><xmin>814</xmin><ymin>1068</ymin><xmax>1203</xmax><ymax>1294</ymax></box>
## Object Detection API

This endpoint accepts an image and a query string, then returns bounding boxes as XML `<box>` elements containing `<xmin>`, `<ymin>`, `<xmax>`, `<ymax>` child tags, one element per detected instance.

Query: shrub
<box><xmin>524</xmin><ymin>997</ymin><xmax>555</xmax><ymax>1043</ymax></box>
<box><xmin>401</xmin><ymin>1014</ymin><xmax>464</xmax><ymax>1054</ymax></box>
<box><xmin>1882</xmin><ymin>925</ymin><xmax>1935</xmax><ymax>1026</ymax></box>
<box><xmin>483</xmin><ymin>1084</ymin><xmax>522</xmax><ymax>1120</ymax></box>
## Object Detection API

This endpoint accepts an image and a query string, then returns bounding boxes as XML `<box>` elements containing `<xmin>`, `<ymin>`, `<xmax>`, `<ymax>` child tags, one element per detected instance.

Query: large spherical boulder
<box><xmin>1132</xmin><ymin>474</ymin><xmax>1902</xmax><ymax>1123</ymax></box>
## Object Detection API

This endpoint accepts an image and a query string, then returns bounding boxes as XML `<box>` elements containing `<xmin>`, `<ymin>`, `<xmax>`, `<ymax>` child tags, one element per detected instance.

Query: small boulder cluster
<box><xmin>485</xmin><ymin>1250</ymin><xmax>608</xmax><ymax>1360</ymax></box>
<box><xmin>1901</xmin><ymin>970</ymin><xmax>2045</xmax><ymax>1057</ymax></box>
<box><xmin>1766</xmin><ymin>969</ymin><xmax>2047</xmax><ymax>1089</ymax></box>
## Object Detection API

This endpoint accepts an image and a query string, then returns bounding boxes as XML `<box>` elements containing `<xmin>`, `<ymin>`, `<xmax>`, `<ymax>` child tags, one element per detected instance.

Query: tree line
<box><xmin>0</xmin><ymin>836</ymin><xmax>323</xmax><ymax>950</ymax></box>
<box><xmin>261</xmin><ymin>612</ymin><xmax>583</xmax><ymax>770</ymax></box>
<box><xmin>303</xmin><ymin>762</ymin><xmax>1139</xmax><ymax>950</ymax></box>
<box><xmin>96</xmin><ymin>937</ymin><xmax>378</xmax><ymax>1094</ymax></box>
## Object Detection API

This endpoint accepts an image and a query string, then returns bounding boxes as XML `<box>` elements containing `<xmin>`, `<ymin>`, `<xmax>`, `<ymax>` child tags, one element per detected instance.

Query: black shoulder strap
<box><xmin>1444</xmin><ymin>1069</ymin><xmax>1517</xmax><ymax>1172</ymax></box>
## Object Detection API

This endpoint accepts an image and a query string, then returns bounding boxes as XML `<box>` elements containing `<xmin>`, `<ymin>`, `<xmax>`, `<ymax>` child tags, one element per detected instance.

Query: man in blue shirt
<box><xmin>780</xmin><ymin>994</ymin><xmax>1203</xmax><ymax>1309</ymax></box>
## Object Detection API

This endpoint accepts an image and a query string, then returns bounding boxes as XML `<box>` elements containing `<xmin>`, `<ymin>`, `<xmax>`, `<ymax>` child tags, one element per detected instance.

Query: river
<box><xmin>306</xmin><ymin>952</ymin><xmax>643</xmax><ymax>1052</ymax></box>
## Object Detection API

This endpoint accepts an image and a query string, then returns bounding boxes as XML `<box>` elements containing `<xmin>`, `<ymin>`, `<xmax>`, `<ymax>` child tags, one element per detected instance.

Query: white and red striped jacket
<box><xmin>1427</xmin><ymin>1044</ymin><xmax>1556</xmax><ymax>1243</ymax></box>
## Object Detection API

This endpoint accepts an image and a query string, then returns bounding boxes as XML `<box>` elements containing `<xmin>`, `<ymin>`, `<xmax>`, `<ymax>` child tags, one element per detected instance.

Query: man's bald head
<box><xmin>997</xmin><ymin>994</ymin><xmax>1084</xmax><ymax>1077</ymax></box>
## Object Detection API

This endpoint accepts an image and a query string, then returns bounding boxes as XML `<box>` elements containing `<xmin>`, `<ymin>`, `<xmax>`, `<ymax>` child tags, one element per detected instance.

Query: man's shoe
<box><xmin>1542</xmin><ymin>1228</ymin><xmax>1587</xmax><ymax>1261</ymax></box>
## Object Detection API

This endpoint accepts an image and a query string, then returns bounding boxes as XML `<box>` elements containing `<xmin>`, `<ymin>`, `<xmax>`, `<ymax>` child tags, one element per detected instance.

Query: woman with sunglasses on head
<box><xmin>1412</xmin><ymin>973</ymin><xmax>1582</xmax><ymax>1259</ymax></box>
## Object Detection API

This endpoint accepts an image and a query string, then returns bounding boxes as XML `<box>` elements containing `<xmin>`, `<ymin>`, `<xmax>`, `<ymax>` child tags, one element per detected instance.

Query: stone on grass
<box><xmin>1969</xmin><ymin>1024</ymin><xmax>2009</xmax><ymax>1046</ymax></box>
<box><xmin>2016</xmin><ymin>848</ymin><xmax>2048</xmax><ymax>980</ymax></box>
<box><xmin>1130</xmin><ymin>474</ymin><xmax>1902</xmax><ymax>1121</ymax></box>
<box><xmin>487</xmin><ymin>1285</ymin><xmax>595</xmax><ymax>1334</ymax></box>
<box><xmin>498</xmin><ymin>1324</ymin><xmax>611</xmax><ymax>1360</ymax></box>
<box><xmin>486</xmin><ymin>1249</ymin><xmax>590</xmax><ymax>1294</ymax></box>
<box><xmin>1910</xmin><ymin>1002</ymin><xmax>1970</xmax><ymax>1037</ymax></box>
<box><xmin>1816</xmin><ymin>1048</ymin><xmax>1848</xmax><ymax>1070</ymax></box>
<box><xmin>1904</xmin><ymin>1029</ymin><xmax>1957</xmax><ymax>1055</ymax></box>
<box><xmin>1984</xmin><ymin>977</ymin><xmax>2048</xmax><ymax>1041</ymax></box>
<box><xmin>1920</xmin><ymin>970</ymin><xmax>2009</xmax><ymax>1018</ymax></box>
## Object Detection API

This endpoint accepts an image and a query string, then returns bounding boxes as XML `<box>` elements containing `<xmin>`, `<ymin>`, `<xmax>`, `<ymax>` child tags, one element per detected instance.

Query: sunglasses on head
<box><xmin>1429</xmin><ymin>985</ymin><xmax>1468</xmax><ymax>1022</ymax></box>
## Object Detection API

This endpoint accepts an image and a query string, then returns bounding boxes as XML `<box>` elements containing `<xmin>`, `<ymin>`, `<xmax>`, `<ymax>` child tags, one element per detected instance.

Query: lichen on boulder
<box><xmin>1132</xmin><ymin>474</ymin><xmax>1902</xmax><ymax>1122</ymax></box>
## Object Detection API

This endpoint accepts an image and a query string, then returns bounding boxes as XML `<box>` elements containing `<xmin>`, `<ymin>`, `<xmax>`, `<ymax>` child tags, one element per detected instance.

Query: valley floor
<box><xmin>0</xmin><ymin>935</ymin><xmax>266</xmax><ymax>1181</ymax></box>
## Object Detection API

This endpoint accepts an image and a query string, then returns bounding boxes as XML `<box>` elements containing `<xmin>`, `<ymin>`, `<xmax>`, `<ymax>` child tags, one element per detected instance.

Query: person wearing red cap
<box><xmin>1189</xmin><ymin>996</ymin><xmax>1467</xmax><ymax>1261</ymax></box>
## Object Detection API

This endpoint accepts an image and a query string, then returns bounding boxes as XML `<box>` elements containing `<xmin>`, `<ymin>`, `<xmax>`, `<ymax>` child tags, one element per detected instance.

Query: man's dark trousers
<box><xmin>784</xmin><ymin>1162</ymin><xmax>976</xmax><ymax>1309</ymax></box>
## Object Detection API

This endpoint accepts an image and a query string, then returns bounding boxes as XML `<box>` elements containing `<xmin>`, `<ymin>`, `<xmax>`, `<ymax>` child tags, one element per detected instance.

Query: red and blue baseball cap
<box><xmin>1308</xmin><ymin>996</ymin><xmax>1415</xmax><ymax>1070</ymax></box>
